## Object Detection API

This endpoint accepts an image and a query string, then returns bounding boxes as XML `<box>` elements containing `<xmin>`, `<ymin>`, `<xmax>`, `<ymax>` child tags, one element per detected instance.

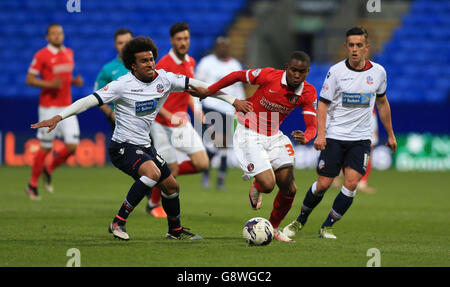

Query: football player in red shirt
<box><xmin>146</xmin><ymin>22</ymin><xmax>209</xmax><ymax>217</ymax></box>
<box><xmin>25</xmin><ymin>23</ymin><xmax>83</xmax><ymax>199</ymax></box>
<box><xmin>188</xmin><ymin>51</ymin><xmax>317</xmax><ymax>242</ymax></box>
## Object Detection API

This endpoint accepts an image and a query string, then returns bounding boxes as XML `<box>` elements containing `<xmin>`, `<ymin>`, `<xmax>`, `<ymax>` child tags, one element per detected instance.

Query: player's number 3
<box><xmin>285</xmin><ymin>144</ymin><xmax>295</xmax><ymax>156</ymax></box>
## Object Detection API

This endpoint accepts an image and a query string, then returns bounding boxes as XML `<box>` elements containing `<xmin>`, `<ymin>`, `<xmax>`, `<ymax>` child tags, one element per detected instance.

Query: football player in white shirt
<box><xmin>283</xmin><ymin>27</ymin><xmax>397</xmax><ymax>239</ymax></box>
<box><xmin>195</xmin><ymin>36</ymin><xmax>246</xmax><ymax>189</ymax></box>
<box><xmin>31</xmin><ymin>36</ymin><xmax>253</xmax><ymax>241</ymax></box>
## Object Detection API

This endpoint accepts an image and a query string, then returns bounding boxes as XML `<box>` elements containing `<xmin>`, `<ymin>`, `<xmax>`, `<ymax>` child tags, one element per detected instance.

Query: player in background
<box><xmin>94</xmin><ymin>28</ymin><xmax>133</xmax><ymax>130</ymax></box>
<box><xmin>146</xmin><ymin>22</ymin><xmax>208</xmax><ymax>217</ymax></box>
<box><xmin>188</xmin><ymin>51</ymin><xmax>318</xmax><ymax>242</ymax></box>
<box><xmin>25</xmin><ymin>23</ymin><xmax>84</xmax><ymax>199</ymax></box>
<box><xmin>30</xmin><ymin>36</ymin><xmax>253</xmax><ymax>241</ymax></box>
<box><xmin>283</xmin><ymin>27</ymin><xmax>396</xmax><ymax>239</ymax></box>
<box><xmin>196</xmin><ymin>36</ymin><xmax>246</xmax><ymax>190</ymax></box>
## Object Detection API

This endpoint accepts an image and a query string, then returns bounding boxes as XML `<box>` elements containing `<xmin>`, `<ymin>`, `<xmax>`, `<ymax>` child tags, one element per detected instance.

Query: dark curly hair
<box><xmin>122</xmin><ymin>36</ymin><xmax>158</xmax><ymax>70</ymax></box>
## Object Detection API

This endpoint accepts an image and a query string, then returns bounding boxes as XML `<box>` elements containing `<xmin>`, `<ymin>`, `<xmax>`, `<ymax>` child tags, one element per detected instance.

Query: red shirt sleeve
<box><xmin>303</xmin><ymin>113</ymin><xmax>317</xmax><ymax>144</ymax></box>
<box><xmin>208</xmin><ymin>67</ymin><xmax>274</xmax><ymax>94</ymax></box>
<box><xmin>208</xmin><ymin>70</ymin><xmax>247</xmax><ymax>94</ymax></box>
<box><xmin>28</xmin><ymin>50</ymin><xmax>45</xmax><ymax>75</ymax></box>
<box><xmin>301</xmin><ymin>84</ymin><xmax>318</xmax><ymax>143</ymax></box>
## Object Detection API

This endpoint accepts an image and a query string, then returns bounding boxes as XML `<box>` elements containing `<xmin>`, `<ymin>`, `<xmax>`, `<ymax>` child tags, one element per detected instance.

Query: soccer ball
<box><xmin>242</xmin><ymin>217</ymin><xmax>274</xmax><ymax>246</ymax></box>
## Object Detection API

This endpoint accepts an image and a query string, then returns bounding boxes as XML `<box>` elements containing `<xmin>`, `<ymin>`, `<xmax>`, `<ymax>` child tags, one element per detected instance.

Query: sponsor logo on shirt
<box><xmin>135</xmin><ymin>99</ymin><xmax>160</xmax><ymax>116</ymax></box>
<box><xmin>52</xmin><ymin>63</ymin><xmax>74</xmax><ymax>74</ymax></box>
<box><xmin>342</xmin><ymin>92</ymin><xmax>371</xmax><ymax>108</ymax></box>
<box><xmin>260</xmin><ymin>96</ymin><xmax>292</xmax><ymax>114</ymax></box>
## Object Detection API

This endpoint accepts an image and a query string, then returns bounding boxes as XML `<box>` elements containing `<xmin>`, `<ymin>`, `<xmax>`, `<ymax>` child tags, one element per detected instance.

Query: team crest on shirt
<box><xmin>156</xmin><ymin>83</ymin><xmax>164</xmax><ymax>93</ymax></box>
<box><xmin>285</xmin><ymin>93</ymin><xmax>299</xmax><ymax>105</ymax></box>
<box><xmin>366</xmin><ymin>76</ymin><xmax>374</xmax><ymax>85</ymax></box>
<box><xmin>247</xmin><ymin>163</ymin><xmax>254</xmax><ymax>172</ymax></box>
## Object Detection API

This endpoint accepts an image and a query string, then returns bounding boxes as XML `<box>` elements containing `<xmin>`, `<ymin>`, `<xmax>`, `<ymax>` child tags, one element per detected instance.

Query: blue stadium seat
<box><xmin>373</xmin><ymin>0</ymin><xmax>450</xmax><ymax>103</ymax></box>
<box><xmin>0</xmin><ymin>0</ymin><xmax>249</xmax><ymax>101</ymax></box>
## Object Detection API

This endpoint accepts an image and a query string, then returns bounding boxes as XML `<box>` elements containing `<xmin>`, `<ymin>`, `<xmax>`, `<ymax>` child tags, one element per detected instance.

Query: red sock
<box><xmin>47</xmin><ymin>145</ymin><xmax>72</xmax><ymax>173</ymax></box>
<box><xmin>269</xmin><ymin>191</ymin><xmax>296</xmax><ymax>229</ymax></box>
<box><xmin>177</xmin><ymin>160</ymin><xmax>197</xmax><ymax>175</ymax></box>
<box><xmin>30</xmin><ymin>149</ymin><xmax>48</xmax><ymax>187</ymax></box>
<box><xmin>361</xmin><ymin>158</ymin><xmax>372</xmax><ymax>183</ymax></box>
<box><xmin>150</xmin><ymin>187</ymin><xmax>162</xmax><ymax>205</ymax></box>
<box><xmin>253</xmin><ymin>179</ymin><xmax>264</xmax><ymax>193</ymax></box>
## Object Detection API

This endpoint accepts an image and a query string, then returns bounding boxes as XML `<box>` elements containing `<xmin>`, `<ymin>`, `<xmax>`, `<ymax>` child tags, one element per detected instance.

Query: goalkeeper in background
<box><xmin>94</xmin><ymin>28</ymin><xmax>133</xmax><ymax>129</ymax></box>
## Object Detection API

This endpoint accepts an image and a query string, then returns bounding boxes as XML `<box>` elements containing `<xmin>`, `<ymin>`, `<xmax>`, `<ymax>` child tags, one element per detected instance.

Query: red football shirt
<box><xmin>208</xmin><ymin>67</ymin><xmax>317</xmax><ymax>139</ymax></box>
<box><xmin>28</xmin><ymin>44</ymin><xmax>75</xmax><ymax>107</ymax></box>
<box><xmin>155</xmin><ymin>49</ymin><xmax>196</xmax><ymax>127</ymax></box>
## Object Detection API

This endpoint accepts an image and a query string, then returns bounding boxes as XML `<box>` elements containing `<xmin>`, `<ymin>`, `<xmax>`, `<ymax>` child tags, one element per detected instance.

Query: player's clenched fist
<box><xmin>313</xmin><ymin>135</ymin><xmax>326</xmax><ymax>151</ymax></box>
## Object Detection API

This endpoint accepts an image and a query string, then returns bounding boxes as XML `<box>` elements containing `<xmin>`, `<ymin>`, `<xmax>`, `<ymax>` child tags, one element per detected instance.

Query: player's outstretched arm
<box><xmin>31</xmin><ymin>94</ymin><xmax>100</xmax><ymax>133</ymax></box>
<box><xmin>187</xmin><ymin>78</ymin><xmax>253</xmax><ymax>113</ymax></box>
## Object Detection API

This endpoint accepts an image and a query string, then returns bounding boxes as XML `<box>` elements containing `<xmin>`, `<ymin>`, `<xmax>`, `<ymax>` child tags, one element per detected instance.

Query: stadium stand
<box><xmin>305</xmin><ymin>0</ymin><xmax>450</xmax><ymax>104</ymax></box>
<box><xmin>0</xmin><ymin>0</ymin><xmax>448</xmax><ymax>138</ymax></box>
<box><xmin>0</xmin><ymin>0</ymin><xmax>246</xmax><ymax>100</ymax></box>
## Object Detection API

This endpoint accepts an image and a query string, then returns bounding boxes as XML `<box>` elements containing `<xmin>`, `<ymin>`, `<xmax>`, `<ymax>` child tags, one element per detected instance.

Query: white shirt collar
<box><xmin>47</xmin><ymin>44</ymin><xmax>65</xmax><ymax>55</ymax></box>
<box><xmin>169</xmin><ymin>48</ymin><xmax>190</xmax><ymax>65</ymax></box>
<box><xmin>281</xmin><ymin>71</ymin><xmax>304</xmax><ymax>95</ymax></box>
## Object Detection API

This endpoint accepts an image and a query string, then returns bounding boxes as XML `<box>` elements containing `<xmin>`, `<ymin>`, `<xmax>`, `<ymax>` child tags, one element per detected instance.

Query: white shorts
<box><xmin>150</xmin><ymin>121</ymin><xmax>205</xmax><ymax>164</ymax></box>
<box><xmin>233</xmin><ymin>123</ymin><xmax>295</xmax><ymax>181</ymax></box>
<box><xmin>37</xmin><ymin>106</ymin><xmax>80</xmax><ymax>149</ymax></box>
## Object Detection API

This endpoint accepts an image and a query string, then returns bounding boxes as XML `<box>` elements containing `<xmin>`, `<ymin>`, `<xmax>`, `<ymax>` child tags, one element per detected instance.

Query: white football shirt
<box><xmin>319</xmin><ymin>59</ymin><xmax>387</xmax><ymax>141</ymax></box>
<box><xmin>195</xmin><ymin>54</ymin><xmax>246</xmax><ymax>114</ymax></box>
<box><xmin>94</xmin><ymin>70</ymin><xmax>188</xmax><ymax>147</ymax></box>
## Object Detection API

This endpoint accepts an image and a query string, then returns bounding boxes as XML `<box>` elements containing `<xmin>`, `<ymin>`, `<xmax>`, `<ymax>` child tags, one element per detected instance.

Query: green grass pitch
<box><xmin>0</xmin><ymin>166</ymin><xmax>449</xmax><ymax>267</ymax></box>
